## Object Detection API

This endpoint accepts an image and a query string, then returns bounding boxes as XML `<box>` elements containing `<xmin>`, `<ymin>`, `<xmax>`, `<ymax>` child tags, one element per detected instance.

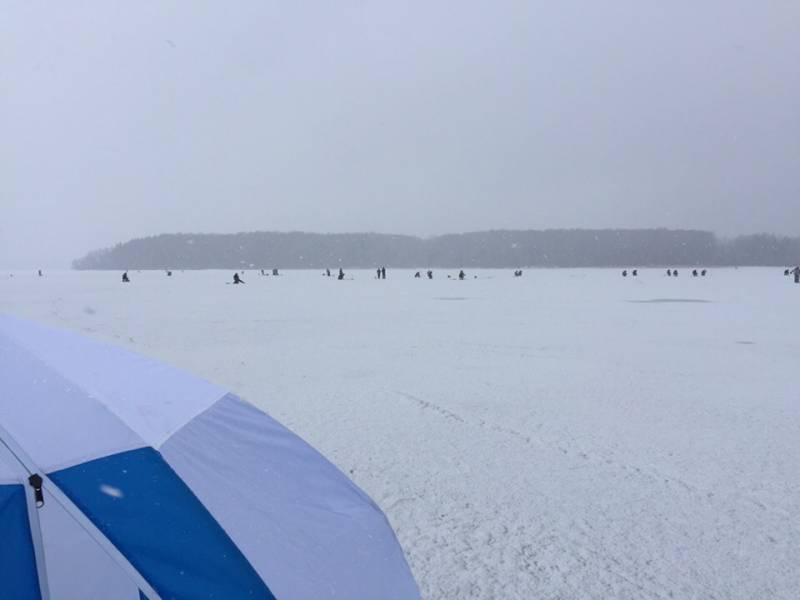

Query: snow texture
<box><xmin>1</xmin><ymin>268</ymin><xmax>798</xmax><ymax>599</ymax></box>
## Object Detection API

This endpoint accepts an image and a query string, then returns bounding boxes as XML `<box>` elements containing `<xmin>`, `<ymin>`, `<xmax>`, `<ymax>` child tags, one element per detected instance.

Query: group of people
<box><xmin>666</xmin><ymin>269</ymin><xmax>707</xmax><ymax>277</ymax></box>
<box><xmin>622</xmin><ymin>268</ymin><xmax>709</xmax><ymax>277</ymax></box>
<box><xmin>113</xmin><ymin>266</ymin><xmax>800</xmax><ymax>285</ymax></box>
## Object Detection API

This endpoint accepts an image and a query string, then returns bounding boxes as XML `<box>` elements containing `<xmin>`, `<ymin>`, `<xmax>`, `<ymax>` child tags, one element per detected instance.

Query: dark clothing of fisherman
<box><xmin>233</xmin><ymin>273</ymin><xmax>244</xmax><ymax>284</ymax></box>
<box><xmin>122</xmin><ymin>272</ymin><xmax>130</xmax><ymax>283</ymax></box>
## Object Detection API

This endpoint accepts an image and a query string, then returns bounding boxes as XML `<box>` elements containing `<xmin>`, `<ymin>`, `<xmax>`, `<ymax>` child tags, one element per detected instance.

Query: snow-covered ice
<box><xmin>2</xmin><ymin>268</ymin><xmax>798</xmax><ymax>599</ymax></box>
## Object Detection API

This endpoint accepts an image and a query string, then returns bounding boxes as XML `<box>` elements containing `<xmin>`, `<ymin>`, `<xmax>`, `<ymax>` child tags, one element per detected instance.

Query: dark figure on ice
<box><xmin>166</xmin><ymin>270</ymin><xmax>172</xmax><ymax>277</ymax></box>
<box><xmin>692</xmin><ymin>269</ymin><xmax>698</xmax><ymax>277</ymax></box>
<box><xmin>273</xmin><ymin>268</ymin><xmax>279</xmax><ymax>276</ymax></box>
<box><xmin>380</xmin><ymin>267</ymin><xmax>386</xmax><ymax>280</ymax></box>
<box><xmin>458</xmin><ymin>270</ymin><xmax>466</xmax><ymax>280</ymax></box>
<box><xmin>785</xmin><ymin>268</ymin><xmax>791</xmax><ymax>276</ymax></box>
<box><xmin>632</xmin><ymin>269</ymin><xmax>638</xmax><ymax>277</ymax></box>
<box><xmin>701</xmin><ymin>269</ymin><xmax>707</xmax><ymax>276</ymax></box>
<box><xmin>793</xmin><ymin>266</ymin><xmax>800</xmax><ymax>284</ymax></box>
<box><xmin>326</xmin><ymin>268</ymin><xmax>331</xmax><ymax>277</ymax></box>
<box><xmin>338</xmin><ymin>268</ymin><xmax>345</xmax><ymax>280</ymax></box>
<box><xmin>233</xmin><ymin>273</ymin><xmax>244</xmax><ymax>284</ymax></box>
<box><xmin>667</xmin><ymin>269</ymin><xmax>672</xmax><ymax>277</ymax></box>
<box><xmin>122</xmin><ymin>272</ymin><xmax>130</xmax><ymax>283</ymax></box>
<box><xmin>415</xmin><ymin>272</ymin><xmax>421</xmax><ymax>278</ymax></box>
<box><xmin>376</xmin><ymin>268</ymin><xmax>381</xmax><ymax>279</ymax></box>
<box><xmin>622</xmin><ymin>270</ymin><xmax>628</xmax><ymax>277</ymax></box>
<box><xmin>673</xmin><ymin>269</ymin><xmax>679</xmax><ymax>276</ymax></box>
<box><xmin>427</xmin><ymin>270</ymin><xmax>433</xmax><ymax>279</ymax></box>
<box><xmin>38</xmin><ymin>269</ymin><xmax>43</xmax><ymax>277</ymax></box>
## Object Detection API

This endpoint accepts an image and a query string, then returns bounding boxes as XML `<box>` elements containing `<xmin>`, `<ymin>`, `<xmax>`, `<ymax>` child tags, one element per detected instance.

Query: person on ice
<box><xmin>326</xmin><ymin>268</ymin><xmax>331</xmax><ymax>277</ymax></box>
<box><xmin>122</xmin><ymin>272</ymin><xmax>130</xmax><ymax>283</ymax></box>
<box><xmin>667</xmin><ymin>269</ymin><xmax>672</xmax><ymax>277</ymax></box>
<box><xmin>381</xmin><ymin>267</ymin><xmax>386</xmax><ymax>279</ymax></box>
<box><xmin>701</xmin><ymin>269</ymin><xmax>707</xmax><ymax>276</ymax></box>
<box><xmin>376</xmin><ymin>268</ymin><xmax>381</xmax><ymax>279</ymax></box>
<box><xmin>338</xmin><ymin>268</ymin><xmax>345</xmax><ymax>280</ymax></box>
<box><xmin>414</xmin><ymin>272</ymin><xmax>421</xmax><ymax>278</ymax></box>
<box><xmin>458</xmin><ymin>270</ymin><xmax>466</xmax><ymax>280</ymax></box>
<box><xmin>427</xmin><ymin>270</ymin><xmax>433</xmax><ymax>279</ymax></box>
<box><xmin>692</xmin><ymin>269</ymin><xmax>698</xmax><ymax>277</ymax></box>
<box><xmin>785</xmin><ymin>268</ymin><xmax>791</xmax><ymax>276</ymax></box>
<box><xmin>233</xmin><ymin>273</ymin><xmax>245</xmax><ymax>284</ymax></box>
<box><xmin>793</xmin><ymin>266</ymin><xmax>800</xmax><ymax>284</ymax></box>
<box><xmin>632</xmin><ymin>269</ymin><xmax>638</xmax><ymax>277</ymax></box>
<box><xmin>622</xmin><ymin>270</ymin><xmax>628</xmax><ymax>277</ymax></box>
<box><xmin>674</xmin><ymin>269</ymin><xmax>679</xmax><ymax>276</ymax></box>
<box><xmin>38</xmin><ymin>269</ymin><xmax>43</xmax><ymax>277</ymax></box>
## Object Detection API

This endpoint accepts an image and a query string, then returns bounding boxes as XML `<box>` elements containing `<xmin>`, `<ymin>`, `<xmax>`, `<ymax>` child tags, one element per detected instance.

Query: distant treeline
<box><xmin>72</xmin><ymin>230</ymin><xmax>800</xmax><ymax>270</ymax></box>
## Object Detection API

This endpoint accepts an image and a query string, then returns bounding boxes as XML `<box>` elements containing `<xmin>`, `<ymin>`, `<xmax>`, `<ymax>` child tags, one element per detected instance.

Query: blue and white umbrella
<box><xmin>0</xmin><ymin>315</ymin><xmax>420</xmax><ymax>600</ymax></box>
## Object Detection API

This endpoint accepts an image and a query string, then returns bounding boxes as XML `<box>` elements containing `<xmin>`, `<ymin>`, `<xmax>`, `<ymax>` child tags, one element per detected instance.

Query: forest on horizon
<box><xmin>72</xmin><ymin>229</ymin><xmax>800</xmax><ymax>270</ymax></box>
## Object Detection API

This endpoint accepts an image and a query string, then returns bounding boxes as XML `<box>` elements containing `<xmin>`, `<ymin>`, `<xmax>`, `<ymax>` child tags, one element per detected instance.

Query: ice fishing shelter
<box><xmin>0</xmin><ymin>315</ymin><xmax>420</xmax><ymax>600</ymax></box>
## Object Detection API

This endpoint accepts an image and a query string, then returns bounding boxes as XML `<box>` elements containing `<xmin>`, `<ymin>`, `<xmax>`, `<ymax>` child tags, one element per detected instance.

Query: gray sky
<box><xmin>2</xmin><ymin>1</ymin><xmax>799</xmax><ymax>267</ymax></box>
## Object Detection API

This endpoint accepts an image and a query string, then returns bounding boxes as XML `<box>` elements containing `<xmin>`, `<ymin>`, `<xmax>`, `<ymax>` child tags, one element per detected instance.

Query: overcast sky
<box><xmin>2</xmin><ymin>1</ymin><xmax>798</xmax><ymax>267</ymax></box>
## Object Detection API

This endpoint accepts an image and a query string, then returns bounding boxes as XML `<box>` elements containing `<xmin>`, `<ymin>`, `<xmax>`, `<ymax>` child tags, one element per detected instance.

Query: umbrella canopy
<box><xmin>0</xmin><ymin>315</ymin><xmax>420</xmax><ymax>600</ymax></box>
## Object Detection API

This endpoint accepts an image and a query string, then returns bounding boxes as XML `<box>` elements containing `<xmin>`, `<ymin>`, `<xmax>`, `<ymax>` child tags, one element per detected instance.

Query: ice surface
<box><xmin>2</xmin><ymin>268</ymin><xmax>798</xmax><ymax>599</ymax></box>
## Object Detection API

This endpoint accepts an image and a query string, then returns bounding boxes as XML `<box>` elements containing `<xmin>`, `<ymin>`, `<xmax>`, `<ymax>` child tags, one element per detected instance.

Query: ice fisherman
<box><xmin>122</xmin><ymin>272</ymin><xmax>130</xmax><ymax>283</ymax></box>
<box><xmin>233</xmin><ymin>273</ymin><xmax>244</xmax><ymax>284</ymax></box>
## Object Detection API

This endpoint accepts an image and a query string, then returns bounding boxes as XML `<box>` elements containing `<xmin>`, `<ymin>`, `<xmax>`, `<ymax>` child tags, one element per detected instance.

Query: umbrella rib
<box><xmin>0</xmin><ymin>424</ymin><xmax>163</xmax><ymax>600</ymax></box>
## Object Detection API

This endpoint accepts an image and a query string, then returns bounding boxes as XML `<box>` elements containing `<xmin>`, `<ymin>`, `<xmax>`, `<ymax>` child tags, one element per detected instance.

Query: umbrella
<box><xmin>0</xmin><ymin>315</ymin><xmax>420</xmax><ymax>600</ymax></box>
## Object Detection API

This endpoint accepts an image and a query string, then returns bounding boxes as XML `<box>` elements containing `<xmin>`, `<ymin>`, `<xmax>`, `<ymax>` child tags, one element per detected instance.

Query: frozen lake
<box><xmin>2</xmin><ymin>268</ymin><xmax>798</xmax><ymax>599</ymax></box>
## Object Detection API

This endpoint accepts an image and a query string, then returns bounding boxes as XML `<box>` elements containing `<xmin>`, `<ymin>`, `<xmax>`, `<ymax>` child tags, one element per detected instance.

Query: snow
<box><xmin>2</xmin><ymin>268</ymin><xmax>799</xmax><ymax>599</ymax></box>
